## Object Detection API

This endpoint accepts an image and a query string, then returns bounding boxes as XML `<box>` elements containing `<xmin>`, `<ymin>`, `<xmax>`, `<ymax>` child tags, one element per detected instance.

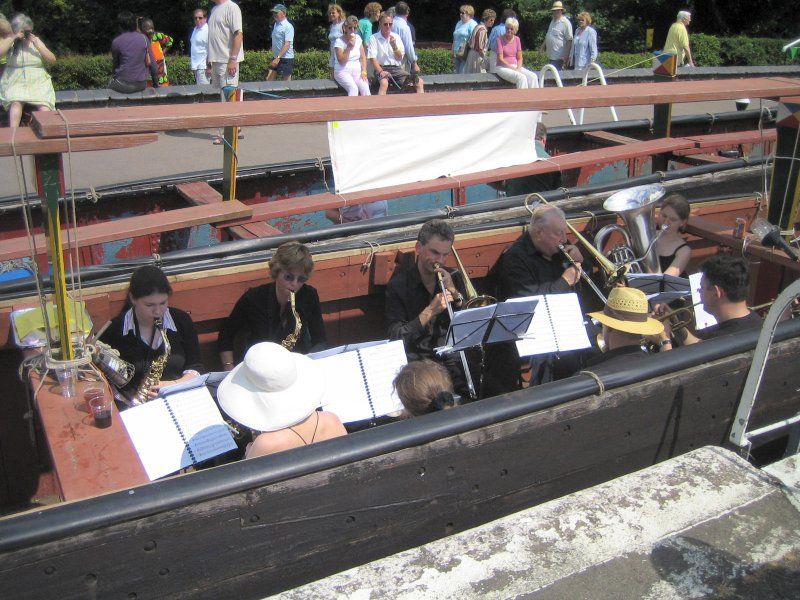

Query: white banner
<box><xmin>327</xmin><ymin>111</ymin><xmax>541</xmax><ymax>195</ymax></box>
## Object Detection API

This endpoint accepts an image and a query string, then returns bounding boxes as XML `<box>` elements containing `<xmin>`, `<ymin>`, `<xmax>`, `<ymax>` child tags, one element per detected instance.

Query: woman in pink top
<box><xmin>495</xmin><ymin>17</ymin><xmax>538</xmax><ymax>89</ymax></box>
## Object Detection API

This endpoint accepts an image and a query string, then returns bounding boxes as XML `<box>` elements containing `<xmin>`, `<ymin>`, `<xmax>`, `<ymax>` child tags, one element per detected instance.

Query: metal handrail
<box><xmin>538</xmin><ymin>64</ymin><xmax>577</xmax><ymax>125</ymax></box>
<box><xmin>579</xmin><ymin>63</ymin><xmax>619</xmax><ymax>125</ymax></box>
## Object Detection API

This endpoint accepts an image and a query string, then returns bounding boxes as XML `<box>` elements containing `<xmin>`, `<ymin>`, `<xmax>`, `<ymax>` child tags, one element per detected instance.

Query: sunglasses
<box><xmin>460</xmin><ymin>11</ymin><xmax>469</xmax><ymax>15</ymax></box>
<box><xmin>194</xmin><ymin>16</ymin><xmax>205</xmax><ymax>20</ymax></box>
<box><xmin>282</xmin><ymin>272</ymin><xmax>309</xmax><ymax>284</ymax></box>
<box><xmin>381</xmin><ymin>22</ymin><xmax>393</xmax><ymax>26</ymax></box>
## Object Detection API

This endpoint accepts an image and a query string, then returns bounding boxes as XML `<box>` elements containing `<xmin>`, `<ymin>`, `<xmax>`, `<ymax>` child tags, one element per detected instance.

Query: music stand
<box><xmin>627</xmin><ymin>272</ymin><xmax>691</xmax><ymax>305</ymax></box>
<box><xmin>436</xmin><ymin>299</ymin><xmax>539</xmax><ymax>398</ymax></box>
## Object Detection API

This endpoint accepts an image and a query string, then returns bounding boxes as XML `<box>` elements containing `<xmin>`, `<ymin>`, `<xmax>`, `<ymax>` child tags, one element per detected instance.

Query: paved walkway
<box><xmin>0</xmin><ymin>99</ymin><xmax>770</xmax><ymax>198</ymax></box>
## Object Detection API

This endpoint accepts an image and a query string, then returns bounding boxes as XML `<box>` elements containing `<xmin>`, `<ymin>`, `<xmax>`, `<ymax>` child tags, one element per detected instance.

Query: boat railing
<box><xmin>579</xmin><ymin>63</ymin><xmax>619</xmax><ymax>125</ymax></box>
<box><xmin>729</xmin><ymin>277</ymin><xmax>800</xmax><ymax>456</ymax></box>
<box><xmin>538</xmin><ymin>64</ymin><xmax>577</xmax><ymax>125</ymax></box>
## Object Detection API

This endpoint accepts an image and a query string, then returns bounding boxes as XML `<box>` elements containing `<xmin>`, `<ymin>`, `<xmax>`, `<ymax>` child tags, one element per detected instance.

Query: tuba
<box><xmin>133</xmin><ymin>318</ymin><xmax>171</xmax><ymax>405</ymax></box>
<box><xmin>281</xmin><ymin>291</ymin><xmax>302</xmax><ymax>350</ymax></box>
<box><xmin>594</xmin><ymin>184</ymin><xmax>665</xmax><ymax>275</ymax></box>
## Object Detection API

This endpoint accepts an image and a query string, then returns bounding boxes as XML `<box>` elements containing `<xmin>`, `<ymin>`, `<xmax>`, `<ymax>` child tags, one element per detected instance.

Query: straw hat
<box><xmin>550</xmin><ymin>1</ymin><xmax>565</xmax><ymax>11</ymax></box>
<box><xmin>588</xmin><ymin>287</ymin><xmax>664</xmax><ymax>336</ymax></box>
<box><xmin>217</xmin><ymin>342</ymin><xmax>325</xmax><ymax>432</ymax></box>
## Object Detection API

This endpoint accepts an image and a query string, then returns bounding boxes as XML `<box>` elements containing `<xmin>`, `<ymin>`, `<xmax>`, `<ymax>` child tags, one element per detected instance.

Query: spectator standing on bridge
<box><xmin>139</xmin><ymin>17</ymin><xmax>173</xmax><ymax>87</ymax></box>
<box><xmin>327</xmin><ymin>4</ymin><xmax>346</xmax><ymax>78</ymax></box>
<box><xmin>464</xmin><ymin>8</ymin><xmax>495</xmax><ymax>74</ymax></box>
<box><xmin>267</xmin><ymin>4</ymin><xmax>294</xmax><ymax>81</ymax></box>
<box><xmin>0</xmin><ymin>14</ymin><xmax>56</xmax><ymax>128</ymax></box>
<box><xmin>190</xmin><ymin>8</ymin><xmax>209</xmax><ymax>85</ymax></box>
<box><xmin>207</xmin><ymin>0</ymin><xmax>244</xmax><ymax>144</ymax></box>
<box><xmin>540</xmin><ymin>1</ymin><xmax>572</xmax><ymax>70</ymax></box>
<box><xmin>392</xmin><ymin>2</ymin><xmax>421</xmax><ymax>79</ymax></box>
<box><xmin>359</xmin><ymin>3</ymin><xmax>382</xmax><ymax>45</ymax></box>
<box><xmin>487</xmin><ymin>8</ymin><xmax>515</xmax><ymax>74</ymax></box>
<box><xmin>570</xmin><ymin>11</ymin><xmax>597</xmax><ymax>71</ymax></box>
<box><xmin>333</xmin><ymin>16</ymin><xmax>370</xmax><ymax>96</ymax></box>
<box><xmin>0</xmin><ymin>15</ymin><xmax>12</xmax><ymax>79</ymax></box>
<box><xmin>109</xmin><ymin>11</ymin><xmax>158</xmax><ymax>94</ymax></box>
<box><xmin>495</xmin><ymin>18</ymin><xmax>538</xmax><ymax>89</ymax></box>
<box><xmin>452</xmin><ymin>5</ymin><xmax>477</xmax><ymax>74</ymax></box>
<box><xmin>663</xmin><ymin>10</ymin><xmax>694</xmax><ymax>67</ymax></box>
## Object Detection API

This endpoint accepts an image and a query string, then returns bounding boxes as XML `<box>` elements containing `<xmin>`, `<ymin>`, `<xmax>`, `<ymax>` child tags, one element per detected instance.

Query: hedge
<box><xmin>47</xmin><ymin>36</ymin><xmax>798</xmax><ymax>92</ymax></box>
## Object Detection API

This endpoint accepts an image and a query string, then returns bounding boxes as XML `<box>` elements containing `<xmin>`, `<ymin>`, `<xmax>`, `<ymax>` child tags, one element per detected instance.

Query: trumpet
<box><xmin>654</xmin><ymin>302</ymin><xmax>699</xmax><ymax>331</ymax></box>
<box><xmin>434</xmin><ymin>263</ymin><xmax>477</xmax><ymax>400</ymax></box>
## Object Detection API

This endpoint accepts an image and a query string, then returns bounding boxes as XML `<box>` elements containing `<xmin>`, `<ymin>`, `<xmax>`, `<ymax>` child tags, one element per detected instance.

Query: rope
<box><xmin>705</xmin><ymin>112</ymin><xmax>715</xmax><ymax>132</ymax></box>
<box><xmin>316</xmin><ymin>156</ymin><xmax>331</xmax><ymax>194</ymax></box>
<box><xmin>152</xmin><ymin>253</ymin><xmax>163</xmax><ymax>268</ymax></box>
<box><xmin>238</xmin><ymin>87</ymin><xmax>286</xmax><ymax>100</ymax></box>
<box><xmin>360</xmin><ymin>241</ymin><xmax>382</xmax><ymax>273</ymax></box>
<box><xmin>582</xmin><ymin>53</ymin><xmax>667</xmax><ymax>87</ymax></box>
<box><xmin>579</xmin><ymin>369</ymin><xmax>605</xmax><ymax>395</ymax></box>
<box><xmin>85</xmin><ymin>186</ymin><xmax>100</xmax><ymax>203</ymax></box>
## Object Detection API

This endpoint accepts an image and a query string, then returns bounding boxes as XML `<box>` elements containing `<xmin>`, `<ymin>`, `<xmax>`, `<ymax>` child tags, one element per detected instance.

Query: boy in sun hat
<box><xmin>586</xmin><ymin>287</ymin><xmax>671</xmax><ymax>367</ymax></box>
<box><xmin>218</xmin><ymin>342</ymin><xmax>346</xmax><ymax>459</ymax></box>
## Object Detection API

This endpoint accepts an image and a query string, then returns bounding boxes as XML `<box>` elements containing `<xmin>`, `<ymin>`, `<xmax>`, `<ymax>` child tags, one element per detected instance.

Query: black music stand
<box><xmin>627</xmin><ymin>272</ymin><xmax>691</xmax><ymax>305</ymax></box>
<box><xmin>436</xmin><ymin>299</ymin><xmax>539</xmax><ymax>398</ymax></box>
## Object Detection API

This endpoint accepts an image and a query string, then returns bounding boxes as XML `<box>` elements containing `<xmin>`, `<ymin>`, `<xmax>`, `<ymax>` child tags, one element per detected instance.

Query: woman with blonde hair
<box><xmin>452</xmin><ymin>4</ymin><xmax>477</xmax><ymax>74</ymax></box>
<box><xmin>393</xmin><ymin>360</ymin><xmax>459</xmax><ymax>417</ymax></box>
<box><xmin>570</xmin><ymin>11</ymin><xmax>598</xmax><ymax>71</ymax></box>
<box><xmin>327</xmin><ymin>4</ymin><xmax>346</xmax><ymax>76</ymax></box>
<box><xmin>218</xmin><ymin>241</ymin><xmax>326</xmax><ymax>368</ymax></box>
<box><xmin>495</xmin><ymin>17</ymin><xmax>538</xmax><ymax>89</ymax></box>
<box><xmin>334</xmin><ymin>15</ymin><xmax>370</xmax><ymax>96</ymax></box>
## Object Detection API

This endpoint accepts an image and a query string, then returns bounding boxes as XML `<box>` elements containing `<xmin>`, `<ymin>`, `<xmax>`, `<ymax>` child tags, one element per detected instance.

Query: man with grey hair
<box><xmin>540</xmin><ymin>1</ymin><xmax>572</xmax><ymax>70</ymax></box>
<box><xmin>663</xmin><ymin>10</ymin><xmax>694</xmax><ymax>67</ymax></box>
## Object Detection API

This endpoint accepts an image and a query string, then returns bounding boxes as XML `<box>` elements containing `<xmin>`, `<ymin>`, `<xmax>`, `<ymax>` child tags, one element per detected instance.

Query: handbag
<box><xmin>456</xmin><ymin>40</ymin><xmax>469</xmax><ymax>60</ymax></box>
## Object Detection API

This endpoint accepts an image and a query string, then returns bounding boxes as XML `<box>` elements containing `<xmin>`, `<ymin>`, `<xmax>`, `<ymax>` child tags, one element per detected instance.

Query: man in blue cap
<box><xmin>267</xmin><ymin>4</ymin><xmax>295</xmax><ymax>81</ymax></box>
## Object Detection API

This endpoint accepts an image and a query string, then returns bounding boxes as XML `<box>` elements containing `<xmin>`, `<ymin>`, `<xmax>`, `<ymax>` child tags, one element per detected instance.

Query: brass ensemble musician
<box><xmin>385</xmin><ymin>219</ymin><xmax>472</xmax><ymax>398</ymax></box>
<box><xmin>218</xmin><ymin>241</ymin><xmax>326</xmax><ymax>370</ymax></box>
<box><xmin>485</xmin><ymin>204</ymin><xmax>584</xmax><ymax>393</ymax></box>
<box><xmin>100</xmin><ymin>266</ymin><xmax>203</xmax><ymax>402</ymax></box>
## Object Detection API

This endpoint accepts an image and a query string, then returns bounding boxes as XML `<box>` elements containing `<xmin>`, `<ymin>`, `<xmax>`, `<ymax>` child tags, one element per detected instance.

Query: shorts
<box><xmin>374</xmin><ymin>64</ymin><xmax>416</xmax><ymax>91</ymax></box>
<box><xmin>270</xmin><ymin>57</ymin><xmax>294</xmax><ymax>77</ymax></box>
<box><xmin>210</xmin><ymin>62</ymin><xmax>240</xmax><ymax>89</ymax></box>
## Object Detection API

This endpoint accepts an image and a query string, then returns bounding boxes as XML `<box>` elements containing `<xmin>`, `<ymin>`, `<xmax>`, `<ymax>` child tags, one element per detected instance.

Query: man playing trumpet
<box><xmin>385</xmin><ymin>219</ymin><xmax>472</xmax><ymax>397</ymax></box>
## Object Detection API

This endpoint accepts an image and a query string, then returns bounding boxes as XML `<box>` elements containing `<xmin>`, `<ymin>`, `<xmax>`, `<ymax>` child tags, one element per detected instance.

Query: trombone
<box><xmin>434</xmin><ymin>264</ymin><xmax>477</xmax><ymax>400</ymax></box>
<box><xmin>559</xmin><ymin>244</ymin><xmax>607</xmax><ymax>304</ymax></box>
<box><xmin>451</xmin><ymin>245</ymin><xmax>496</xmax><ymax>308</ymax></box>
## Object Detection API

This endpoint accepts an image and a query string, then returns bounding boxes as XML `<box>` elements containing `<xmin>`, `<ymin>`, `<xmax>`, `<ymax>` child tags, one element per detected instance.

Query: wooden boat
<box><xmin>0</xmin><ymin>76</ymin><xmax>799</xmax><ymax>598</ymax></box>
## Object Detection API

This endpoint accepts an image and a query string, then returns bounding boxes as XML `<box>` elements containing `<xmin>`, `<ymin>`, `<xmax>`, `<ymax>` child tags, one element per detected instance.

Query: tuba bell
<box><xmin>594</xmin><ymin>184</ymin><xmax>665</xmax><ymax>274</ymax></box>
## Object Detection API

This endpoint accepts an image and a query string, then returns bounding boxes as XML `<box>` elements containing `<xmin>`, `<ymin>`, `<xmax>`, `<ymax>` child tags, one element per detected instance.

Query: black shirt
<box><xmin>584</xmin><ymin>344</ymin><xmax>650</xmax><ymax>370</ymax></box>
<box><xmin>385</xmin><ymin>261</ymin><xmax>466</xmax><ymax>362</ymax></box>
<box><xmin>217</xmin><ymin>282</ymin><xmax>326</xmax><ymax>356</ymax></box>
<box><xmin>699</xmin><ymin>311</ymin><xmax>762</xmax><ymax>340</ymax></box>
<box><xmin>498</xmin><ymin>233</ymin><xmax>574</xmax><ymax>301</ymax></box>
<box><xmin>99</xmin><ymin>307</ymin><xmax>203</xmax><ymax>398</ymax></box>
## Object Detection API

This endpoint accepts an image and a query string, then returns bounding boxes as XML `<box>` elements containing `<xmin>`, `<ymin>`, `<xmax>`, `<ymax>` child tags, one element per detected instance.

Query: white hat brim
<box><xmin>218</xmin><ymin>353</ymin><xmax>325</xmax><ymax>432</ymax></box>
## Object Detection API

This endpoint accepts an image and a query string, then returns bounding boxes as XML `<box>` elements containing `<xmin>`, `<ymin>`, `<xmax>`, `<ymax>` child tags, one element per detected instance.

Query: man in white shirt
<box><xmin>368</xmin><ymin>12</ymin><xmax>423</xmax><ymax>95</ymax></box>
<box><xmin>267</xmin><ymin>4</ymin><xmax>295</xmax><ymax>81</ymax></box>
<box><xmin>391</xmin><ymin>2</ymin><xmax>421</xmax><ymax>78</ymax></box>
<box><xmin>206</xmin><ymin>0</ymin><xmax>244</xmax><ymax>89</ymax></box>
<box><xmin>190</xmin><ymin>8</ymin><xmax>209</xmax><ymax>84</ymax></box>
<box><xmin>540</xmin><ymin>1</ymin><xmax>572</xmax><ymax>70</ymax></box>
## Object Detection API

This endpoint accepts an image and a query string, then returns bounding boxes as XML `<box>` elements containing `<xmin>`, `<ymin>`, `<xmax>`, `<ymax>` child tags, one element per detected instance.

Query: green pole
<box><xmin>768</xmin><ymin>96</ymin><xmax>800</xmax><ymax>234</ymax></box>
<box><xmin>35</xmin><ymin>153</ymin><xmax>73</xmax><ymax>360</ymax></box>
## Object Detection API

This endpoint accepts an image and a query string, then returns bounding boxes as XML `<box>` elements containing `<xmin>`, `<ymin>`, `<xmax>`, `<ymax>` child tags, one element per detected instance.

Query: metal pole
<box><xmin>222</xmin><ymin>87</ymin><xmax>241</xmax><ymax>202</ymax></box>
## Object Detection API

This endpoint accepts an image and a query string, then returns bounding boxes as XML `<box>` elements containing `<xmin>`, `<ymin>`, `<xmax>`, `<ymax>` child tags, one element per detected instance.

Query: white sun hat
<box><xmin>217</xmin><ymin>342</ymin><xmax>326</xmax><ymax>432</ymax></box>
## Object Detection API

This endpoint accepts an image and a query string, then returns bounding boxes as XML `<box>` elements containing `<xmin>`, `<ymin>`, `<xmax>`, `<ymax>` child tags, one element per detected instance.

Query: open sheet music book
<box><xmin>512</xmin><ymin>293</ymin><xmax>592</xmax><ymax>357</ymax></box>
<box><xmin>121</xmin><ymin>386</ymin><xmax>237</xmax><ymax>481</ymax></box>
<box><xmin>689</xmin><ymin>272</ymin><xmax>718</xmax><ymax>329</ymax></box>
<box><xmin>310</xmin><ymin>339</ymin><xmax>407</xmax><ymax>424</ymax></box>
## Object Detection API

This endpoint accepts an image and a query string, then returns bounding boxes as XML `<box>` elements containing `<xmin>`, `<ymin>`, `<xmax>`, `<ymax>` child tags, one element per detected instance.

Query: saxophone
<box><xmin>133</xmin><ymin>318</ymin><xmax>171</xmax><ymax>405</ymax></box>
<box><xmin>281</xmin><ymin>291</ymin><xmax>302</xmax><ymax>350</ymax></box>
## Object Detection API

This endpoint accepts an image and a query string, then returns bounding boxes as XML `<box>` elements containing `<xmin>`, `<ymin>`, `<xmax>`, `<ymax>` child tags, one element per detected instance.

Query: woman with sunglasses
<box><xmin>218</xmin><ymin>241</ymin><xmax>326</xmax><ymax>369</ymax></box>
<box><xmin>452</xmin><ymin>5</ymin><xmax>476</xmax><ymax>74</ymax></box>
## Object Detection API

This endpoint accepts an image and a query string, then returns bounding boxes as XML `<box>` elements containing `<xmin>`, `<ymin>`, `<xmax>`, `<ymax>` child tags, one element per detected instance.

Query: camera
<box><xmin>23</xmin><ymin>31</ymin><xmax>31</xmax><ymax>39</ymax></box>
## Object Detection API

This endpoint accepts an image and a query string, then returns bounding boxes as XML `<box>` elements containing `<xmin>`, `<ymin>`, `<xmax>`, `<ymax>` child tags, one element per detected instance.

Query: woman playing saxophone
<box><xmin>100</xmin><ymin>266</ymin><xmax>203</xmax><ymax>403</ymax></box>
<box><xmin>218</xmin><ymin>241</ymin><xmax>326</xmax><ymax>371</ymax></box>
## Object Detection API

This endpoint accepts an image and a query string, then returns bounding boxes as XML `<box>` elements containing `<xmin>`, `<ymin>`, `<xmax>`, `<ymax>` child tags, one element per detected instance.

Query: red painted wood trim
<box><xmin>176</xmin><ymin>181</ymin><xmax>223</xmax><ymax>206</ymax></box>
<box><xmin>31</xmin><ymin>78</ymin><xmax>800</xmax><ymax>138</ymax></box>
<box><xmin>0</xmin><ymin>201</ymin><xmax>253</xmax><ymax>261</ymax></box>
<box><xmin>31</xmin><ymin>372</ymin><xmax>149</xmax><ymax>501</ymax></box>
<box><xmin>583</xmin><ymin>130</ymin><xmax>639</xmax><ymax>146</ymax></box>
<box><xmin>227</xmin><ymin>221</ymin><xmax>283</xmax><ymax>239</ymax></box>
<box><xmin>0</xmin><ymin>128</ymin><xmax>157</xmax><ymax>157</ymax></box>
<box><xmin>685</xmin><ymin>129</ymin><xmax>777</xmax><ymax>148</ymax></box>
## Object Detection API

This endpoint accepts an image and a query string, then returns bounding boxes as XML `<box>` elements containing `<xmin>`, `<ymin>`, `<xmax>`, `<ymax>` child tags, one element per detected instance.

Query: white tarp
<box><xmin>327</xmin><ymin>111</ymin><xmax>541</xmax><ymax>195</ymax></box>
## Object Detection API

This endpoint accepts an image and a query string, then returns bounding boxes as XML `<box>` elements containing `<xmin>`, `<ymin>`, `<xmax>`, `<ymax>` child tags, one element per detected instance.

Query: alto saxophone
<box><xmin>133</xmin><ymin>318</ymin><xmax>171</xmax><ymax>405</ymax></box>
<box><xmin>281</xmin><ymin>291</ymin><xmax>302</xmax><ymax>350</ymax></box>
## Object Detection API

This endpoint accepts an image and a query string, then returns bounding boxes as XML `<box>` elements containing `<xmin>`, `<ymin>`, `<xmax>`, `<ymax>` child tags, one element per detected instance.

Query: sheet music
<box><xmin>513</xmin><ymin>293</ymin><xmax>591</xmax><ymax>357</ymax></box>
<box><xmin>121</xmin><ymin>386</ymin><xmax>236</xmax><ymax>481</ymax></box>
<box><xmin>167</xmin><ymin>387</ymin><xmax>237</xmax><ymax>464</ymax></box>
<box><xmin>314</xmin><ymin>339</ymin><xmax>406</xmax><ymax>423</ymax></box>
<box><xmin>689</xmin><ymin>272</ymin><xmax>718</xmax><ymax>329</ymax></box>
<box><xmin>308</xmin><ymin>339</ymin><xmax>387</xmax><ymax>360</ymax></box>
<box><xmin>355</xmin><ymin>340</ymin><xmax>406</xmax><ymax>417</ymax></box>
